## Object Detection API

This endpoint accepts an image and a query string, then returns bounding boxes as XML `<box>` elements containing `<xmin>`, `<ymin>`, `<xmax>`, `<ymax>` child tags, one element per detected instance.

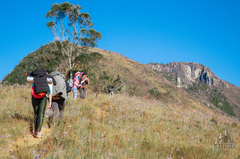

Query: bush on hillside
<box><xmin>89</xmin><ymin>71</ymin><xmax>123</xmax><ymax>97</ymax></box>
<box><xmin>148</xmin><ymin>88</ymin><xmax>161</xmax><ymax>96</ymax></box>
<box><xmin>74</xmin><ymin>52</ymin><xmax>103</xmax><ymax>73</ymax></box>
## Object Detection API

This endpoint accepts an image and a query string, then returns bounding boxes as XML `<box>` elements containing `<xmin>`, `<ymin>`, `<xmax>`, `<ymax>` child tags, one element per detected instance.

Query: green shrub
<box><xmin>231</xmin><ymin>122</ymin><xmax>238</xmax><ymax>128</ymax></box>
<box><xmin>148</xmin><ymin>88</ymin><xmax>161</xmax><ymax>96</ymax></box>
<box><xmin>210</xmin><ymin>118</ymin><xmax>218</xmax><ymax>125</ymax></box>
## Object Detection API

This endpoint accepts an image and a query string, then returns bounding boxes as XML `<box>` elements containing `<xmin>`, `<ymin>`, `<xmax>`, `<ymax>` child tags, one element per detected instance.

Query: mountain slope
<box><xmin>147</xmin><ymin>62</ymin><xmax>240</xmax><ymax>120</ymax></box>
<box><xmin>3</xmin><ymin>43</ymin><xmax>215</xmax><ymax>115</ymax></box>
<box><xmin>2</xmin><ymin>43</ymin><xmax>240</xmax><ymax>158</ymax></box>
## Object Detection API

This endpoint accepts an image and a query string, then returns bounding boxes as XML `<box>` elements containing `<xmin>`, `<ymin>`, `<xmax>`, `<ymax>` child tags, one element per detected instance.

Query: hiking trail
<box><xmin>0</xmin><ymin>127</ymin><xmax>52</xmax><ymax>157</ymax></box>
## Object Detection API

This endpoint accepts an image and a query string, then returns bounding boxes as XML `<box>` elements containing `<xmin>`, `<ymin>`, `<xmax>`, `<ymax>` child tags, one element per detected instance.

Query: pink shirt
<box><xmin>72</xmin><ymin>78</ymin><xmax>81</xmax><ymax>89</ymax></box>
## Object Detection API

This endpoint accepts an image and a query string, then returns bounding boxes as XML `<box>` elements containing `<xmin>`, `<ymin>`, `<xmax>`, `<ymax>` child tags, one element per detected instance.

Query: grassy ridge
<box><xmin>1</xmin><ymin>43</ymin><xmax>215</xmax><ymax>108</ymax></box>
<box><xmin>0</xmin><ymin>84</ymin><xmax>240</xmax><ymax>158</ymax></box>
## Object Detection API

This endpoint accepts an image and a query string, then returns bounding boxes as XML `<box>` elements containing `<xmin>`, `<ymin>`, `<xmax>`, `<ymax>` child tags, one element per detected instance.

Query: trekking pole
<box><xmin>67</xmin><ymin>94</ymin><xmax>75</xmax><ymax>116</ymax></box>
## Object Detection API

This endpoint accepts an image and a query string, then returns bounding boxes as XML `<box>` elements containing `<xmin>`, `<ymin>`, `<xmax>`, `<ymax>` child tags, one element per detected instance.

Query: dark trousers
<box><xmin>32</xmin><ymin>96</ymin><xmax>47</xmax><ymax>132</ymax></box>
<box><xmin>80</xmin><ymin>87</ymin><xmax>87</xmax><ymax>99</ymax></box>
<box><xmin>52</xmin><ymin>98</ymin><xmax>65</xmax><ymax>120</ymax></box>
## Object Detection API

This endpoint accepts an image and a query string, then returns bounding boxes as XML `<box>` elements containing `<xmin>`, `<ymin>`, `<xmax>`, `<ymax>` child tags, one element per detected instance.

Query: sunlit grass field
<box><xmin>0</xmin><ymin>84</ymin><xmax>240</xmax><ymax>159</ymax></box>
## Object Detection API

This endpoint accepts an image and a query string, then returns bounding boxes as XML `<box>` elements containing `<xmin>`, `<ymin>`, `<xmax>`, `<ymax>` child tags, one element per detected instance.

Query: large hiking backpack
<box><xmin>79</xmin><ymin>72</ymin><xmax>84</xmax><ymax>82</ymax></box>
<box><xmin>49</xmin><ymin>71</ymin><xmax>67</xmax><ymax>100</ymax></box>
<box><xmin>29</xmin><ymin>68</ymin><xmax>48</xmax><ymax>98</ymax></box>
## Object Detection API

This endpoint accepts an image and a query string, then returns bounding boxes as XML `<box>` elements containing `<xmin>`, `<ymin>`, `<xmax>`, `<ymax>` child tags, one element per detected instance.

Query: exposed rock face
<box><xmin>146</xmin><ymin>62</ymin><xmax>226</xmax><ymax>88</ymax></box>
<box><xmin>147</xmin><ymin>62</ymin><xmax>240</xmax><ymax>120</ymax></box>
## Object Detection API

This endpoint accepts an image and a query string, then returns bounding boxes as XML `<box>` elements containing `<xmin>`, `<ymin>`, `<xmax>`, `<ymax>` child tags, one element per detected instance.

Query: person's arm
<box><xmin>47</xmin><ymin>84</ymin><xmax>52</xmax><ymax>109</ymax></box>
<box><xmin>86</xmin><ymin>78</ymin><xmax>89</xmax><ymax>85</ymax></box>
<box><xmin>47</xmin><ymin>94</ymin><xmax>52</xmax><ymax>109</ymax></box>
<box><xmin>80</xmin><ymin>77</ymin><xmax>86</xmax><ymax>84</ymax></box>
<box><xmin>80</xmin><ymin>79</ymin><xmax>85</xmax><ymax>84</ymax></box>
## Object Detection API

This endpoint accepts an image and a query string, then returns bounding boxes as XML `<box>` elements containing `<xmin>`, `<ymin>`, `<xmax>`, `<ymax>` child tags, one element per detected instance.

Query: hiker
<box><xmin>28</xmin><ymin>68</ymin><xmax>54</xmax><ymax>138</ymax></box>
<box><xmin>72</xmin><ymin>72</ymin><xmax>82</xmax><ymax>100</ymax></box>
<box><xmin>107</xmin><ymin>85</ymin><xmax>115</xmax><ymax>98</ymax></box>
<box><xmin>79</xmin><ymin>72</ymin><xmax>89</xmax><ymax>99</ymax></box>
<box><xmin>49</xmin><ymin>71</ymin><xmax>68</xmax><ymax>126</ymax></box>
<box><xmin>44</xmin><ymin>68</ymin><xmax>55</xmax><ymax>118</ymax></box>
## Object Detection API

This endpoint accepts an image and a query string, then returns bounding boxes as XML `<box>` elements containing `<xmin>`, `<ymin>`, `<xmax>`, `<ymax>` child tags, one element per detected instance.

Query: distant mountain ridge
<box><xmin>147</xmin><ymin>62</ymin><xmax>229</xmax><ymax>88</ymax></box>
<box><xmin>147</xmin><ymin>62</ymin><xmax>240</xmax><ymax>120</ymax></box>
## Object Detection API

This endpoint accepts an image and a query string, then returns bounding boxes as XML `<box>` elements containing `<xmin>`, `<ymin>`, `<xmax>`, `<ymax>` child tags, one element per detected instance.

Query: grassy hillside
<box><xmin>2</xmin><ymin>43</ymin><xmax>208</xmax><ymax>107</ymax></box>
<box><xmin>3</xmin><ymin>42</ymin><xmax>240</xmax><ymax>124</ymax></box>
<box><xmin>0</xmin><ymin>84</ymin><xmax>240</xmax><ymax>158</ymax></box>
<box><xmin>1</xmin><ymin>43</ymin><xmax>240</xmax><ymax>158</ymax></box>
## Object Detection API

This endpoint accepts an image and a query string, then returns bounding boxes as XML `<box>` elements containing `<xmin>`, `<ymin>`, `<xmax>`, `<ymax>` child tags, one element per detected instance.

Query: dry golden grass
<box><xmin>0</xmin><ymin>84</ymin><xmax>240</xmax><ymax>158</ymax></box>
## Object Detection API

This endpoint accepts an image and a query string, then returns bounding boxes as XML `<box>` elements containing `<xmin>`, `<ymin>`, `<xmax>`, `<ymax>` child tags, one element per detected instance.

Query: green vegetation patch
<box><xmin>209</xmin><ymin>88</ymin><xmax>235</xmax><ymax>117</ymax></box>
<box><xmin>2</xmin><ymin>43</ymin><xmax>65</xmax><ymax>85</ymax></box>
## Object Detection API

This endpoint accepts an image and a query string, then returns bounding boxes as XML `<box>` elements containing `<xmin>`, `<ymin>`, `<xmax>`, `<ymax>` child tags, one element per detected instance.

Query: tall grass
<box><xmin>0</xmin><ymin>84</ymin><xmax>240</xmax><ymax>158</ymax></box>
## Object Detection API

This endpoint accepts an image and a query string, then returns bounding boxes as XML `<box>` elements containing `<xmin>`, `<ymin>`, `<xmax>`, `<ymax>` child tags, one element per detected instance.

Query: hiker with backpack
<box><xmin>72</xmin><ymin>72</ymin><xmax>82</xmax><ymax>100</ymax></box>
<box><xmin>107</xmin><ymin>85</ymin><xmax>115</xmax><ymax>98</ymax></box>
<box><xmin>79</xmin><ymin>72</ymin><xmax>89</xmax><ymax>99</ymax></box>
<box><xmin>27</xmin><ymin>68</ymin><xmax>55</xmax><ymax>138</ymax></box>
<box><xmin>49</xmin><ymin>71</ymin><xmax>69</xmax><ymax>126</ymax></box>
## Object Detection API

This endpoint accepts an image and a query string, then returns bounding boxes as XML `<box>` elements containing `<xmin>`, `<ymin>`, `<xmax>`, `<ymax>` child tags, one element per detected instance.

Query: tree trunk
<box><xmin>69</xmin><ymin>57</ymin><xmax>72</xmax><ymax>79</ymax></box>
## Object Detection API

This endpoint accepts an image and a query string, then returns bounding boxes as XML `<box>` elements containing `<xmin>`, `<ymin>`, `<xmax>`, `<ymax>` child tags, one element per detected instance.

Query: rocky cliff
<box><xmin>147</xmin><ymin>62</ymin><xmax>229</xmax><ymax>88</ymax></box>
<box><xmin>147</xmin><ymin>62</ymin><xmax>240</xmax><ymax>120</ymax></box>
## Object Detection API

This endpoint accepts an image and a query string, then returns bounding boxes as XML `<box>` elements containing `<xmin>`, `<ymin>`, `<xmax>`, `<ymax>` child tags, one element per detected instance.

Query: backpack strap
<box><xmin>51</xmin><ymin>73</ymin><xmax>61</xmax><ymax>76</ymax></box>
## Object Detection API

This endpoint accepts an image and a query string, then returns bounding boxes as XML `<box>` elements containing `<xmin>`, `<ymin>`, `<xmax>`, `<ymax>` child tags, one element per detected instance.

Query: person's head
<box><xmin>41</xmin><ymin>68</ymin><xmax>49</xmax><ymax>74</ymax></box>
<box><xmin>82</xmin><ymin>72</ymin><xmax>87</xmax><ymax>79</ymax></box>
<box><xmin>73</xmin><ymin>72</ymin><xmax>80</xmax><ymax>79</ymax></box>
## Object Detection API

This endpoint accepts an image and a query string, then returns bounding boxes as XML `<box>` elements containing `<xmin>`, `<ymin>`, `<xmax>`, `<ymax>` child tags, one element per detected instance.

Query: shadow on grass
<box><xmin>11</xmin><ymin>113</ymin><xmax>33</xmax><ymax>133</ymax></box>
<box><xmin>11</xmin><ymin>113</ymin><xmax>55</xmax><ymax>133</ymax></box>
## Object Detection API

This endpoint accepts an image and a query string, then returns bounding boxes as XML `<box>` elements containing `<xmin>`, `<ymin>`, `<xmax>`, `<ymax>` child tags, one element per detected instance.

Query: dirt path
<box><xmin>14</xmin><ymin>127</ymin><xmax>52</xmax><ymax>147</ymax></box>
<box><xmin>0</xmin><ymin>126</ymin><xmax>52</xmax><ymax>158</ymax></box>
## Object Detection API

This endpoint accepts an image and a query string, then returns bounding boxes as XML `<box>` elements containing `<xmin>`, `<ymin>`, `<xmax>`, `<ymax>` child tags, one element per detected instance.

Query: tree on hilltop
<box><xmin>46</xmin><ymin>2</ymin><xmax>102</xmax><ymax>78</ymax></box>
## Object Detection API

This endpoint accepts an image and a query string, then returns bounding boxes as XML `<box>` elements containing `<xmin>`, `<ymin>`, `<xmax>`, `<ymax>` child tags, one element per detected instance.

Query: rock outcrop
<box><xmin>147</xmin><ymin>62</ymin><xmax>227</xmax><ymax>88</ymax></box>
<box><xmin>147</xmin><ymin>62</ymin><xmax>240</xmax><ymax>120</ymax></box>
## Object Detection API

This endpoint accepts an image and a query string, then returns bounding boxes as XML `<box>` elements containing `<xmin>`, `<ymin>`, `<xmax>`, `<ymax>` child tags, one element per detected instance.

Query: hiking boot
<box><xmin>35</xmin><ymin>132</ymin><xmax>45</xmax><ymax>138</ymax></box>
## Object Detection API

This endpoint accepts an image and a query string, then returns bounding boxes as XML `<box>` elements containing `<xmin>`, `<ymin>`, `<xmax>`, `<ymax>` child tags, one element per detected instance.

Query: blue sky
<box><xmin>0</xmin><ymin>0</ymin><xmax>240</xmax><ymax>87</ymax></box>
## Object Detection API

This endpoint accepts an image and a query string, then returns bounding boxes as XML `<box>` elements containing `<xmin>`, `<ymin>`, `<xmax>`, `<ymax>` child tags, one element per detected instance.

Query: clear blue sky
<box><xmin>0</xmin><ymin>0</ymin><xmax>239</xmax><ymax>87</ymax></box>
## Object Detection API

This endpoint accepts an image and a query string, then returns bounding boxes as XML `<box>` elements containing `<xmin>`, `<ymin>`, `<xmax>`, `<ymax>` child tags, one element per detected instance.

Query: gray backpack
<box><xmin>49</xmin><ymin>71</ymin><xmax>67</xmax><ymax>100</ymax></box>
